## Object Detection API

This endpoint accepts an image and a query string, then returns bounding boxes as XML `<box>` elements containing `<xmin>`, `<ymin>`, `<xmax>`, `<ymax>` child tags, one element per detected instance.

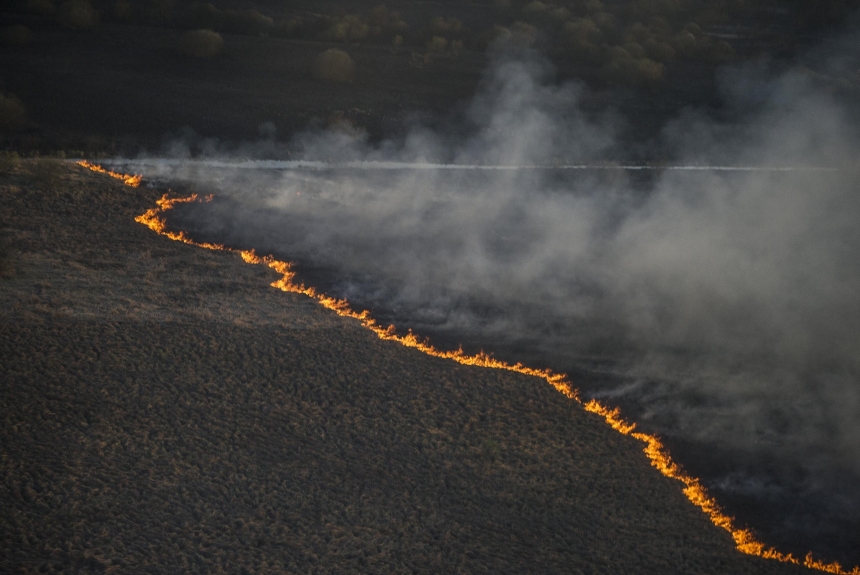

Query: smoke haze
<box><xmin>115</xmin><ymin>38</ymin><xmax>860</xmax><ymax>563</ymax></box>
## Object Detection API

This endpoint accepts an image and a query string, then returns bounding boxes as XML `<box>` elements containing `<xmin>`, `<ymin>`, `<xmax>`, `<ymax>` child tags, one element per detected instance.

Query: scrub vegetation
<box><xmin>178</xmin><ymin>27</ymin><xmax>223</xmax><ymax>57</ymax></box>
<box><xmin>312</xmin><ymin>48</ymin><xmax>357</xmax><ymax>83</ymax></box>
<box><xmin>0</xmin><ymin>92</ymin><xmax>26</xmax><ymax>133</ymax></box>
<box><xmin>1</xmin><ymin>0</ymin><xmax>857</xmax><ymax>155</ymax></box>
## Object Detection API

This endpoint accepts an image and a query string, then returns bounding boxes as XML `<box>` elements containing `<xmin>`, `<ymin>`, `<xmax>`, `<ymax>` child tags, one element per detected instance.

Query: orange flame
<box><xmin>79</xmin><ymin>160</ymin><xmax>860</xmax><ymax>575</ymax></box>
<box><xmin>582</xmin><ymin>400</ymin><xmax>857</xmax><ymax>574</ymax></box>
<box><xmin>76</xmin><ymin>159</ymin><xmax>142</xmax><ymax>187</ymax></box>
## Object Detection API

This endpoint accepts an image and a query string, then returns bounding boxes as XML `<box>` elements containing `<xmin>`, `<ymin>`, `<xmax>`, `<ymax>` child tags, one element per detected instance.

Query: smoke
<box><xmin>119</xmin><ymin>38</ymin><xmax>860</xmax><ymax>560</ymax></box>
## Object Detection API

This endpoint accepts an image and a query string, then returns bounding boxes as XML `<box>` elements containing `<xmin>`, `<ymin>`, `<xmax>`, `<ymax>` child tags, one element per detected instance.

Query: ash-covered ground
<box><xmin>114</xmin><ymin>44</ymin><xmax>860</xmax><ymax>565</ymax></box>
<box><xmin>150</xmin><ymin>163</ymin><xmax>860</xmax><ymax>569</ymax></box>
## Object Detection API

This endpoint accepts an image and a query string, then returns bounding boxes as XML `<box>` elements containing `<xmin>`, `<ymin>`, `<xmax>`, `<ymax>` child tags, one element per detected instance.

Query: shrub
<box><xmin>0</xmin><ymin>151</ymin><xmax>21</xmax><ymax>174</ymax></box>
<box><xmin>186</xmin><ymin>2</ymin><xmax>223</xmax><ymax>30</ymax></box>
<box><xmin>567</xmin><ymin>38</ymin><xmax>601</xmax><ymax>63</ymax></box>
<box><xmin>522</xmin><ymin>1</ymin><xmax>549</xmax><ymax>15</ymax></box>
<box><xmin>592</xmin><ymin>11</ymin><xmax>619</xmax><ymax>42</ymax></box>
<box><xmin>142</xmin><ymin>0</ymin><xmax>174</xmax><ymax>24</ymax></box>
<box><xmin>312</xmin><ymin>48</ymin><xmax>356</xmax><ymax>83</ymax></box>
<box><xmin>625</xmin><ymin>22</ymin><xmax>651</xmax><ymax>44</ymax></box>
<box><xmin>683</xmin><ymin>22</ymin><xmax>703</xmax><ymax>36</ymax></box>
<box><xmin>633</xmin><ymin>57</ymin><xmax>665</xmax><ymax>84</ymax></box>
<box><xmin>671</xmin><ymin>30</ymin><xmax>696</xmax><ymax>56</ymax></box>
<box><xmin>548</xmin><ymin>7</ymin><xmax>571</xmax><ymax>23</ymax></box>
<box><xmin>508</xmin><ymin>21</ymin><xmax>538</xmax><ymax>47</ymax></box>
<box><xmin>604</xmin><ymin>51</ymin><xmax>665</xmax><ymax>86</ymax></box>
<box><xmin>523</xmin><ymin>1</ymin><xmax>570</xmax><ymax>27</ymax></box>
<box><xmin>0</xmin><ymin>24</ymin><xmax>33</xmax><ymax>46</ymax></box>
<box><xmin>429</xmin><ymin>16</ymin><xmax>463</xmax><ymax>37</ymax></box>
<box><xmin>697</xmin><ymin>37</ymin><xmax>734</xmax><ymax>63</ymax></box>
<box><xmin>19</xmin><ymin>0</ymin><xmax>55</xmax><ymax>16</ymax></box>
<box><xmin>585</xmin><ymin>0</ymin><xmax>604</xmax><ymax>14</ymax></box>
<box><xmin>112</xmin><ymin>0</ymin><xmax>131</xmax><ymax>21</ymax></box>
<box><xmin>623</xmin><ymin>41</ymin><xmax>646</xmax><ymax>58</ymax></box>
<box><xmin>178</xmin><ymin>29</ymin><xmax>223</xmax><ymax>58</ymax></box>
<box><xmin>564</xmin><ymin>18</ymin><xmax>602</xmax><ymax>44</ymax></box>
<box><xmin>56</xmin><ymin>0</ymin><xmax>98</xmax><ymax>28</ymax></box>
<box><xmin>0</xmin><ymin>93</ymin><xmax>26</xmax><ymax>132</ymax></box>
<box><xmin>643</xmin><ymin>37</ymin><xmax>675</xmax><ymax>61</ymax></box>
<box><xmin>647</xmin><ymin>15</ymin><xmax>672</xmax><ymax>36</ymax></box>
<box><xmin>369</xmin><ymin>6</ymin><xmax>407</xmax><ymax>37</ymax></box>
<box><xmin>320</xmin><ymin>15</ymin><xmax>369</xmax><ymax>42</ymax></box>
<box><xmin>480</xmin><ymin>24</ymin><xmax>511</xmax><ymax>47</ymax></box>
<box><xmin>273</xmin><ymin>16</ymin><xmax>303</xmax><ymax>38</ymax></box>
<box><xmin>426</xmin><ymin>35</ymin><xmax>448</xmax><ymax>53</ymax></box>
<box><xmin>224</xmin><ymin>9</ymin><xmax>273</xmax><ymax>36</ymax></box>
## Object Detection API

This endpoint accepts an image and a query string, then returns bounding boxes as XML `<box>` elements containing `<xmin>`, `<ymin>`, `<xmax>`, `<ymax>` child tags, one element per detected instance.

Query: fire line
<box><xmin>78</xmin><ymin>160</ymin><xmax>860</xmax><ymax>575</ymax></box>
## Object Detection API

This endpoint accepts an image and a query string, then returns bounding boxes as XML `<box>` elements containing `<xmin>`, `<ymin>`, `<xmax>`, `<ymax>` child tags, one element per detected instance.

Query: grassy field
<box><xmin>0</xmin><ymin>160</ymin><xmax>815</xmax><ymax>573</ymax></box>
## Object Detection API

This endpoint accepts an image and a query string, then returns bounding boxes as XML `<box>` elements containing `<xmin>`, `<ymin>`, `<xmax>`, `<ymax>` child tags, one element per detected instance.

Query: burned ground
<box><xmin>0</xmin><ymin>161</ymin><xmax>813</xmax><ymax>573</ymax></box>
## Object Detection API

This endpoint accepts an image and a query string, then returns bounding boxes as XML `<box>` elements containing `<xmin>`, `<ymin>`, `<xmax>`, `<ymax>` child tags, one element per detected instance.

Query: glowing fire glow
<box><xmin>82</xmin><ymin>161</ymin><xmax>860</xmax><ymax>575</ymax></box>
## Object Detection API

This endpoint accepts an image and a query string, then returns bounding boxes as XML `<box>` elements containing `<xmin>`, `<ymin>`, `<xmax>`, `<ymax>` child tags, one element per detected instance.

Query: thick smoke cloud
<box><xmin>123</xmin><ymin>37</ymin><xmax>860</xmax><ymax>560</ymax></box>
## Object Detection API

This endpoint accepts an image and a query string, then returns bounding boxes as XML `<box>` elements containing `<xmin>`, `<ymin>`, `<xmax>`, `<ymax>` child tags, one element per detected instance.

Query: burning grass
<box><xmin>95</xmin><ymin>161</ymin><xmax>859</xmax><ymax>575</ymax></box>
<box><xmin>0</xmin><ymin>159</ymin><xmax>833</xmax><ymax>574</ymax></box>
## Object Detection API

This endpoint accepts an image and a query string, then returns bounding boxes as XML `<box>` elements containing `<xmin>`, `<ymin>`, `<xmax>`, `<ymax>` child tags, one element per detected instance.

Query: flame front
<box><xmin>82</xmin><ymin>161</ymin><xmax>860</xmax><ymax>575</ymax></box>
<box><xmin>77</xmin><ymin>159</ymin><xmax>142</xmax><ymax>187</ymax></box>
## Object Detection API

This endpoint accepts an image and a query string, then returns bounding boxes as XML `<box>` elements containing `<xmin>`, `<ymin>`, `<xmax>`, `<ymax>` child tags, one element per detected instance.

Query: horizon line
<box><xmin>97</xmin><ymin>158</ymin><xmax>842</xmax><ymax>172</ymax></box>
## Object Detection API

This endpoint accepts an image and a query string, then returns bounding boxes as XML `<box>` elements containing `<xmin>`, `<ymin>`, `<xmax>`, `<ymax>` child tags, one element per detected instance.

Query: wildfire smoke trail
<box><xmin>80</xmin><ymin>160</ymin><xmax>859</xmax><ymax>575</ymax></box>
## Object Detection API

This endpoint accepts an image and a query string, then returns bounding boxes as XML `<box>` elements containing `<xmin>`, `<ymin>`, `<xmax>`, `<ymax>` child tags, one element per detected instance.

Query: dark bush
<box><xmin>549</xmin><ymin>7</ymin><xmax>572</xmax><ymax>24</ymax></box>
<box><xmin>112</xmin><ymin>0</ymin><xmax>131</xmax><ymax>21</ymax></box>
<box><xmin>142</xmin><ymin>0</ymin><xmax>174</xmax><ymax>25</ymax></box>
<box><xmin>223</xmin><ymin>9</ymin><xmax>273</xmax><ymax>36</ymax></box>
<box><xmin>0</xmin><ymin>24</ymin><xmax>33</xmax><ymax>46</ymax></box>
<box><xmin>319</xmin><ymin>15</ymin><xmax>369</xmax><ymax>42</ymax></box>
<box><xmin>312</xmin><ymin>48</ymin><xmax>356</xmax><ymax>83</ymax></box>
<box><xmin>623</xmin><ymin>41</ymin><xmax>646</xmax><ymax>58</ymax></box>
<box><xmin>564</xmin><ymin>17</ymin><xmax>602</xmax><ymax>44</ymax></box>
<box><xmin>0</xmin><ymin>151</ymin><xmax>20</xmax><ymax>174</ymax></box>
<box><xmin>696</xmin><ymin>37</ymin><xmax>734</xmax><ymax>63</ymax></box>
<box><xmin>0</xmin><ymin>93</ymin><xmax>26</xmax><ymax>133</ymax></box>
<box><xmin>19</xmin><ymin>0</ymin><xmax>55</xmax><ymax>16</ymax></box>
<box><xmin>273</xmin><ymin>16</ymin><xmax>304</xmax><ymax>38</ymax></box>
<box><xmin>508</xmin><ymin>21</ymin><xmax>538</xmax><ymax>47</ymax></box>
<box><xmin>56</xmin><ymin>0</ymin><xmax>98</xmax><ymax>28</ymax></box>
<box><xmin>178</xmin><ymin>29</ymin><xmax>223</xmax><ymax>58</ymax></box>
<box><xmin>604</xmin><ymin>50</ymin><xmax>665</xmax><ymax>86</ymax></box>
<box><xmin>429</xmin><ymin>16</ymin><xmax>463</xmax><ymax>37</ymax></box>
<box><xmin>426</xmin><ymin>35</ymin><xmax>448</xmax><ymax>53</ymax></box>
<box><xmin>186</xmin><ymin>2</ymin><xmax>223</xmax><ymax>31</ymax></box>
<box><xmin>671</xmin><ymin>30</ymin><xmax>697</xmax><ymax>57</ymax></box>
<box><xmin>369</xmin><ymin>5</ymin><xmax>408</xmax><ymax>39</ymax></box>
<box><xmin>592</xmin><ymin>11</ymin><xmax>620</xmax><ymax>43</ymax></box>
<box><xmin>643</xmin><ymin>37</ymin><xmax>675</xmax><ymax>61</ymax></box>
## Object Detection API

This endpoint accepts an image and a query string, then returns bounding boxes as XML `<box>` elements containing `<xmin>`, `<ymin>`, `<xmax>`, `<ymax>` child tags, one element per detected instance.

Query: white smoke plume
<box><xmin>112</xmin><ymin>37</ymin><xmax>860</xmax><ymax>561</ymax></box>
